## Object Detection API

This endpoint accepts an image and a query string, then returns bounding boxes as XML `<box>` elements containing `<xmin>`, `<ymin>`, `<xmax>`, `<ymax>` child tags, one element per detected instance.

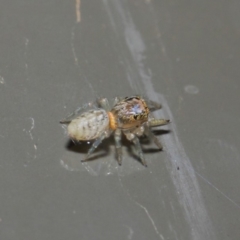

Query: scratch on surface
<box><xmin>118</xmin><ymin>174</ymin><xmax>165</xmax><ymax>240</ymax></box>
<box><xmin>70</xmin><ymin>26</ymin><xmax>97</xmax><ymax>96</ymax></box>
<box><xmin>195</xmin><ymin>170</ymin><xmax>240</xmax><ymax>210</ymax></box>
<box><xmin>23</xmin><ymin>117</ymin><xmax>37</xmax><ymax>161</ymax></box>
<box><xmin>134</xmin><ymin>201</ymin><xmax>165</xmax><ymax>240</ymax></box>
<box><xmin>123</xmin><ymin>225</ymin><xmax>134</xmax><ymax>240</ymax></box>
<box><xmin>24</xmin><ymin>38</ymin><xmax>29</xmax><ymax>80</ymax></box>
<box><xmin>0</xmin><ymin>76</ymin><xmax>5</xmax><ymax>84</ymax></box>
<box><xmin>28</xmin><ymin>117</ymin><xmax>35</xmax><ymax>140</ymax></box>
<box><xmin>29</xmin><ymin>117</ymin><xmax>37</xmax><ymax>151</ymax></box>
<box><xmin>71</xmin><ymin>27</ymin><xmax>79</xmax><ymax>65</ymax></box>
<box><xmin>25</xmin><ymin>38</ymin><xmax>29</xmax><ymax>65</ymax></box>
<box><xmin>76</xmin><ymin>0</ymin><xmax>81</xmax><ymax>23</ymax></box>
<box><xmin>60</xmin><ymin>159</ymin><xmax>77</xmax><ymax>172</ymax></box>
<box><xmin>176</xmin><ymin>96</ymin><xmax>183</xmax><ymax>116</ymax></box>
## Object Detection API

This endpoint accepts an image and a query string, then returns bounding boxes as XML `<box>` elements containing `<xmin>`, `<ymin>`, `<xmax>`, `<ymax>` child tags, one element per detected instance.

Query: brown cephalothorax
<box><xmin>111</xmin><ymin>96</ymin><xmax>150</xmax><ymax>130</ymax></box>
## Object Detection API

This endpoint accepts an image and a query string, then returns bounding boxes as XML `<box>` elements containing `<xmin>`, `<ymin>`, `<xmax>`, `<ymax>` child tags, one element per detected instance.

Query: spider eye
<box><xmin>131</xmin><ymin>104</ymin><xmax>142</xmax><ymax>114</ymax></box>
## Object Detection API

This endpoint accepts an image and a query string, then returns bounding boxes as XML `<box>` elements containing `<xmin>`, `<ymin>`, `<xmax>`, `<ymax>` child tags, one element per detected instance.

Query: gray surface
<box><xmin>1</xmin><ymin>0</ymin><xmax>240</xmax><ymax>239</ymax></box>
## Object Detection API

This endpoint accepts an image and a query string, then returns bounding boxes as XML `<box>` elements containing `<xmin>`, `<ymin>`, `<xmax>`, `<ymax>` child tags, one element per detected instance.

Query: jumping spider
<box><xmin>60</xmin><ymin>96</ymin><xmax>170</xmax><ymax>166</ymax></box>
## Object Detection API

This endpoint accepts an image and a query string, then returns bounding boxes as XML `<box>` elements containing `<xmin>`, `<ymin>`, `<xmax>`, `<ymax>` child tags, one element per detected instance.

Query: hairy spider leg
<box><xmin>145</xmin><ymin>99</ymin><xmax>162</xmax><ymax>112</ymax></box>
<box><xmin>81</xmin><ymin>131</ymin><xmax>110</xmax><ymax>162</ymax></box>
<box><xmin>114</xmin><ymin>129</ymin><xmax>122</xmax><ymax>165</ymax></box>
<box><xmin>125</xmin><ymin>132</ymin><xmax>147</xmax><ymax>167</ymax></box>
<box><xmin>144</xmin><ymin>125</ymin><xmax>163</xmax><ymax>150</ymax></box>
<box><xmin>148</xmin><ymin>118</ymin><xmax>170</xmax><ymax>127</ymax></box>
<box><xmin>132</xmin><ymin>135</ymin><xmax>147</xmax><ymax>167</ymax></box>
<box><xmin>145</xmin><ymin>118</ymin><xmax>170</xmax><ymax>150</ymax></box>
<box><xmin>113</xmin><ymin>96</ymin><xmax>121</xmax><ymax>105</ymax></box>
<box><xmin>97</xmin><ymin>98</ymin><xmax>111</xmax><ymax>111</ymax></box>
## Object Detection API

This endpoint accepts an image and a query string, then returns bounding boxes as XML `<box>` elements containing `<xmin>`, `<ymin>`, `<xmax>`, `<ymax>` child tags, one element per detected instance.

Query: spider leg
<box><xmin>148</xmin><ymin>118</ymin><xmax>170</xmax><ymax>127</ymax></box>
<box><xmin>97</xmin><ymin>98</ymin><xmax>111</xmax><ymax>111</ymax></box>
<box><xmin>113</xmin><ymin>96</ymin><xmax>121</xmax><ymax>105</ymax></box>
<box><xmin>132</xmin><ymin>136</ymin><xmax>147</xmax><ymax>167</ymax></box>
<box><xmin>114</xmin><ymin>129</ymin><xmax>122</xmax><ymax>165</ymax></box>
<box><xmin>145</xmin><ymin>99</ymin><xmax>162</xmax><ymax>112</ymax></box>
<box><xmin>125</xmin><ymin>132</ymin><xmax>147</xmax><ymax>167</ymax></box>
<box><xmin>144</xmin><ymin>125</ymin><xmax>163</xmax><ymax>150</ymax></box>
<box><xmin>146</xmin><ymin>118</ymin><xmax>169</xmax><ymax>149</ymax></box>
<box><xmin>81</xmin><ymin>132</ymin><xmax>108</xmax><ymax>162</ymax></box>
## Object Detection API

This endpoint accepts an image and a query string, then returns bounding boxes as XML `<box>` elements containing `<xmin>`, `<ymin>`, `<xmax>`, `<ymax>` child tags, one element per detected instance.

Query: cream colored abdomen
<box><xmin>67</xmin><ymin>109</ymin><xmax>109</xmax><ymax>141</ymax></box>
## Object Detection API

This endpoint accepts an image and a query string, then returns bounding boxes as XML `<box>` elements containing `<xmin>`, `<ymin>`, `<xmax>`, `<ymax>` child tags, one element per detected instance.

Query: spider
<box><xmin>60</xmin><ymin>96</ymin><xmax>170</xmax><ymax>166</ymax></box>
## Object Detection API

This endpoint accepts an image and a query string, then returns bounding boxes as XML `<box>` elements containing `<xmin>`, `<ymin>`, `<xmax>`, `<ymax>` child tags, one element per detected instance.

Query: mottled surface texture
<box><xmin>1</xmin><ymin>1</ymin><xmax>240</xmax><ymax>240</ymax></box>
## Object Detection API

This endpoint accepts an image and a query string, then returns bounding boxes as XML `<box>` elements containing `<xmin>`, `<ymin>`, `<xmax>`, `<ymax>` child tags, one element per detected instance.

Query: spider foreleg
<box><xmin>114</xmin><ymin>129</ymin><xmax>122</xmax><ymax>165</ymax></box>
<box><xmin>145</xmin><ymin>100</ymin><xmax>162</xmax><ymax>112</ymax></box>
<box><xmin>113</xmin><ymin>96</ymin><xmax>121</xmax><ymax>105</ymax></box>
<box><xmin>97</xmin><ymin>98</ymin><xmax>111</xmax><ymax>111</ymax></box>
<box><xmin>125</xmin><ymin>132</ymin><xmax>147</xmax><ymax>167</ymax></box>
<box><xmin>148</xmin><ymin>118</ymin><xmax>170</xmax><ymax>127</ymax></box>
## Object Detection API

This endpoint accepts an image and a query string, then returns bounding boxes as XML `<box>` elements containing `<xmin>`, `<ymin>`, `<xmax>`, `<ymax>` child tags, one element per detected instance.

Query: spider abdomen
<box><xmin>67</xmin><ymin>109</ymin><xmax>109</xmax><ymax>141</ymax></box>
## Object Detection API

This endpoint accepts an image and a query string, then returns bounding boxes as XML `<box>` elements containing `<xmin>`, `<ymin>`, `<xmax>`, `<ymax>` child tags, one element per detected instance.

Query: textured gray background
<box><xmin>1</xmin><ymin>0</ymin><xmax>240</xmax><ymax>239</ymax></box>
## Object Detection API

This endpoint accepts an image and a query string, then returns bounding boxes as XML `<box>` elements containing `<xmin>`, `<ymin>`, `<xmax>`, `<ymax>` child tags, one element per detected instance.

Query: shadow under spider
<box><xmin>65</xmin><ymin>136</ymin><xmax>112</xmax><ymax>162</ymax></box>
<box><xmin>64</xmin><ymin>129</ymin><xmax>171</xmax><ymax>164</ymax></box>
<box><xmin>124</xmin><ymin>129</ymin><xmax>171</xmax><ymax>165</ymax></box>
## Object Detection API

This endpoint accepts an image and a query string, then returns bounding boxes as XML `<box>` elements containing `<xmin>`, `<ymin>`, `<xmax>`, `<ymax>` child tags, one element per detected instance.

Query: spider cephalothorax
<box><xmin>111</xmin><ymin>96</ymin><xmax>150</xmax><ymax>130</ymax></box>
<box><xmin>60</xmin><ymin>96</ymin><xmax>170</xmax><ymax>166</ymax></box>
